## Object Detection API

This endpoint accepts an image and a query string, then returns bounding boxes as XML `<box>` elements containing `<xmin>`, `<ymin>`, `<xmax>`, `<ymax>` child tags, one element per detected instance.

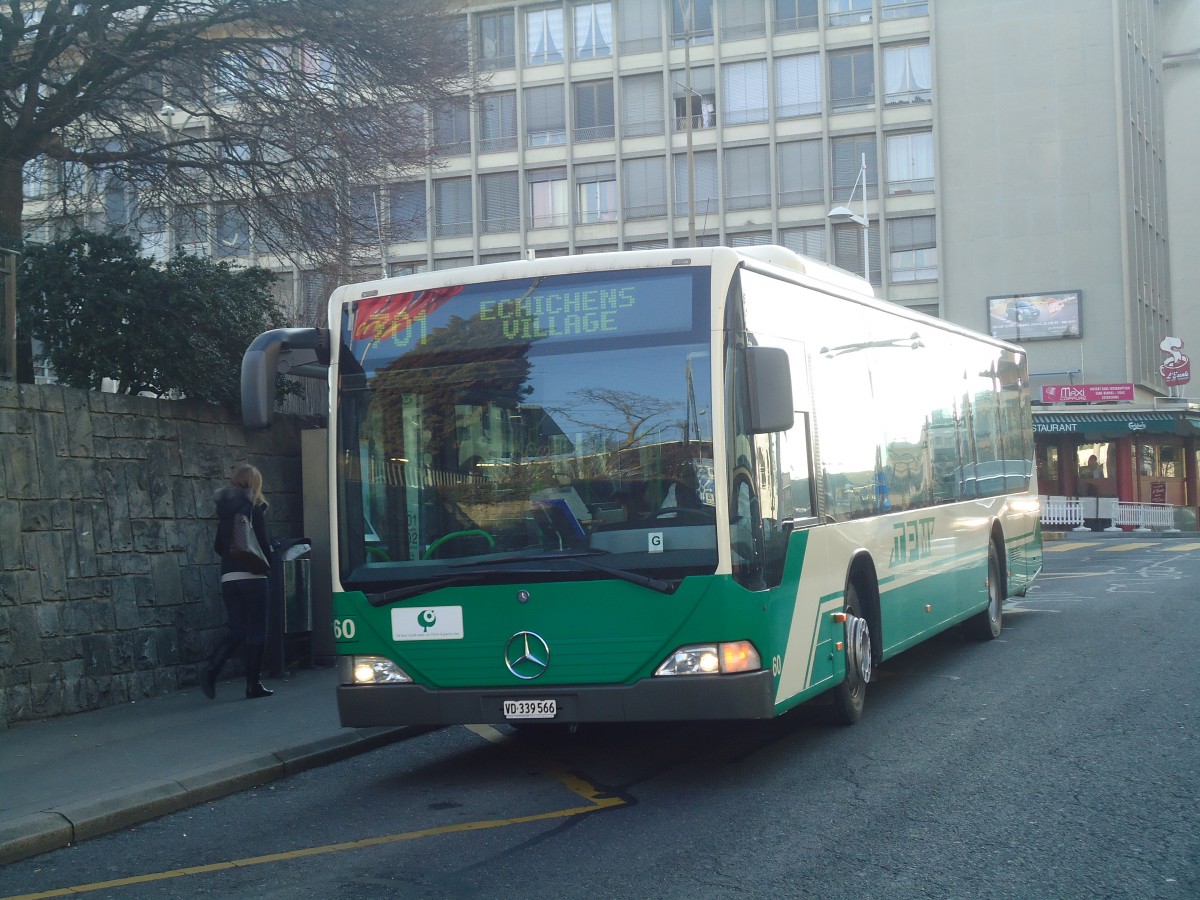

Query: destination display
<box><xmin>348</xmin><ymin>269</ymin><xmax>697</xmax><ymax>361</ymax></box>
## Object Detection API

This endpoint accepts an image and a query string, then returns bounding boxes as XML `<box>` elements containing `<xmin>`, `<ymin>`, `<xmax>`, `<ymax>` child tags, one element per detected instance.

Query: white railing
<box><xmin>1040</xmin><ymin>495</ymin><xmax>1086</xmax><ymax>530</ymax></box>
<box><xmin>1104</xmin><ymin>502</ymin><xmax>1179</xmax><ymax>533</ymax></box>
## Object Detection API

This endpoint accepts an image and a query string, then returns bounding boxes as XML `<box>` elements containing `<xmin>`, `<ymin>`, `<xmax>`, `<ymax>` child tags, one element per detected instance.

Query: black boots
<box><xmin>202</xmin><ymin>635</ymin><xmax>238</xmax><ymax>699</ymax></box>
<box><xmin>245</xmin><ymin>643</ymin><xmax>273</xmax><ymax>699</ymax></box>
<box><xmin>202</xmin><ymin>639</ymin><xmax>273</xmax><ymax>699</ymax></box>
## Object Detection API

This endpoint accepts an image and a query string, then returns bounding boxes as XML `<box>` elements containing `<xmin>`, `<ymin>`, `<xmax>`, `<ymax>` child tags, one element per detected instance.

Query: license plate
<box><xmin>503</xmin><ymin>699</ymin><xmax>557</xmax><ymax>720</ymax></box>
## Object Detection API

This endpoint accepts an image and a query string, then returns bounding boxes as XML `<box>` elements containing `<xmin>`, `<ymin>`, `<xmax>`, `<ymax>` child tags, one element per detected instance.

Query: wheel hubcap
<box><xmin>846</xmin><ymin>614</ymin><xmax>872</xmax><ymax>685</ymax></box>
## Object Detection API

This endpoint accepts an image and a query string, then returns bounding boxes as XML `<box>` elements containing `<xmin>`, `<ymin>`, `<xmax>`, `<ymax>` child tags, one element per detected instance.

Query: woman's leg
<box><xmin>243</xmin><ymin>578</ymin><xmax>273</xmax><ymax>698</ymax></box>
<box><xmin>203</xmin><ymin>583</ymin><xmax>249</xmax><ymax>699</ymax></box>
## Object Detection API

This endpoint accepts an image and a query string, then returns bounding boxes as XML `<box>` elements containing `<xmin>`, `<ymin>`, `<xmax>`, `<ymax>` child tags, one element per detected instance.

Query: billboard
<box><xmin>987</xmin><ymin>290</ymin><xmax>1081</xmax><ymax>342</ymax></box>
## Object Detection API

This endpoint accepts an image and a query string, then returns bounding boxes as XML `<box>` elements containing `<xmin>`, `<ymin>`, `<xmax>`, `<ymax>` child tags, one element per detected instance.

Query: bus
<box><xmin>241</xmin><ymin>246</ymin><xmax>1042</xmax><ymax>727</ymax></box>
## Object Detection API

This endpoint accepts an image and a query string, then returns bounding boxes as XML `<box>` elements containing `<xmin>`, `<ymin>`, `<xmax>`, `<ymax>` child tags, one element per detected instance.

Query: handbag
<box><xmin>229</xmin><ymin>508</ymin><xmax>271</xmax><ymax>575</ymax></box>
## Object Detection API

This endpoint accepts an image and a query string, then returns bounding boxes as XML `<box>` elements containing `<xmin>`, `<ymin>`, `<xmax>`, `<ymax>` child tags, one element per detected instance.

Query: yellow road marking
<box><xmin>1043</xmin><ymin>542</ymin><xmax>1100</xmax><ymax>552</ymax></box>
<box><xmin>1100</xmin><ymin>542</ymin><xmax>1159</xmax><ymax>552</ymax></box>
<box><xmin>1155</xmin><ymin>542</ymin><xmax>1200</xmax><ymax>552</ymax></box>
<box><xmin>3</xmin><ymin>727</ymin><xmax>625</xmax><ymax>900</ymax></box>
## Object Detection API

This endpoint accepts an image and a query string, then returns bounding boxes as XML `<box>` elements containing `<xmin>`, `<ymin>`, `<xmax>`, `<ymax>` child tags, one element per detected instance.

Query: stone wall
<box><xmin>0</xmin><ymin>382</ymin><xmax>303</xmax><ymax>728</ymax></box>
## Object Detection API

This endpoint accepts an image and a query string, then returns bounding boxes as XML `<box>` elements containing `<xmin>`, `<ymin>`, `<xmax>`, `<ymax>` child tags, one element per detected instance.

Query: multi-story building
<box><xmin>21</xmin><ymin>0</ymin><xmax>1200</xmax><ymax>519</ymax></box>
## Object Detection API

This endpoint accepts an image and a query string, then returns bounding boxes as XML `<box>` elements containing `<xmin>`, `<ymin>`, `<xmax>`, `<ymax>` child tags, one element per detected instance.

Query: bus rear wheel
<box><xmin>964</xmin><ymin>541</ymin><xmax>1004</xmax><ymax>641</ymax></box>
<box><xmin>831</xmin><ymin>582</ymin><xmax>871</xmax><ymax>725</ymax></box>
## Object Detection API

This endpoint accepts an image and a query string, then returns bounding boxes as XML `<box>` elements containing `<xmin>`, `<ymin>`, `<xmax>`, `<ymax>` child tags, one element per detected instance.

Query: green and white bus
<box><xmin>242</xmin><ymin>246</ymin><xmax>1041</xmax><ymax>727</ymax></box>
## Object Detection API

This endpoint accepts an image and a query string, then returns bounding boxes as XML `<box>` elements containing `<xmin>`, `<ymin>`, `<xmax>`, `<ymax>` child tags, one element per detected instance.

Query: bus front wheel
<box><xmin>831</xmin><ymin>582</ymin><xmax>871</xmax><ymax>725</ymax></box>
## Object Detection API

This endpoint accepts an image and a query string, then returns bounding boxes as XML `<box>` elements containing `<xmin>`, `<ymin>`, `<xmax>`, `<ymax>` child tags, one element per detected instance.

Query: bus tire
<box><xmin>964</xmin><ymin>540</ymin><xmax>1004</xmax><ymax>641</ymax></box>
<box><xmin>831</xmin><ymin>581</ymin><xmax>870</xmax><ymax>725</ymax></box>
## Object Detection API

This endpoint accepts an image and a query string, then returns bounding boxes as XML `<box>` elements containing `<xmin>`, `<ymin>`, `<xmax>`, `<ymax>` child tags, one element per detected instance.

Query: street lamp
<box><xmin>675</xmin><ymin>81</ymin><xmax>702</xmax><ymax>248</ymax></box>
<box><xmin>827</xmin><ymin>152</ymin><xmax>870</xmax><ymax>284</ymax></box>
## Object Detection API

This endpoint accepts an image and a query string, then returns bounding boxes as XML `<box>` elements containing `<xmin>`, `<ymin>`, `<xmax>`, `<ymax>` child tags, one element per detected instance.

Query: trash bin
<box><xmin>267</xmin><ymin>537</ymin><xmax>313</xmax><ymax>676</ymax></box>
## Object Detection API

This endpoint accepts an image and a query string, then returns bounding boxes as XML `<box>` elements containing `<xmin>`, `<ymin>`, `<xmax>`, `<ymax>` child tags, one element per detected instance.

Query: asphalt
<box><xmin>0</xmin><ymin>528</ymin><xmax>1189</xmax><ymax>868</ymax></box>
<box><xmin>0</xmin><ymin>665</ymin><xmax>415</xmax><ymax>867</ymax></box>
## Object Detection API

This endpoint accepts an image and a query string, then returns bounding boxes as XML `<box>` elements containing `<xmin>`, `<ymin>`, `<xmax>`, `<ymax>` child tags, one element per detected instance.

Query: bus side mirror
<box><xmin>746</xmin><ymin>346</ymin><xmax>794</xmax><ymax>434</ymax></box>
<box><xmin>241</xmin><ymin>327</ymin><xmax>330</xmax><ymax>430</ymax></box>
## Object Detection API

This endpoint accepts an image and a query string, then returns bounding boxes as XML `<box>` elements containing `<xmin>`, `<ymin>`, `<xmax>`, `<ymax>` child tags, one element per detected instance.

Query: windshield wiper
<box><xmin>450</xmin><ymin>549</ymin><xmax>607</xmax><ymax>568</ymax></box>
<box><xmin>365</xmin><ymin>574</ymin><xmax>485</xmax><ymax>607</ymax></box>
<box><xmin>567</xmin><ymin>556</ymin><xmax>677</xmax><ymax>594</ymax></box>
<box><xmin>454</xmin><ymin>549</ymin><xmax>677</xmax><ymax>595</ymax></box>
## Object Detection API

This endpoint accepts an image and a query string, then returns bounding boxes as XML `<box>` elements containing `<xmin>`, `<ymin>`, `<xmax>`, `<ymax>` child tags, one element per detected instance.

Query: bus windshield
<box><xmin>336</xmin><ymin>267</ymin><xmax>717</xmax><ymax>588</ymax></box>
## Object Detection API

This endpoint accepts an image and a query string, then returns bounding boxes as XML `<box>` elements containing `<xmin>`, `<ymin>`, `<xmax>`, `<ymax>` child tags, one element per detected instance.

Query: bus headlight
<box><xmin>343</xmin><ymin>656</ymin><xmax>412</xmax><ymax>684</ymax></box>
<box><xmin>654</xmin><ymin>641</ymin><xmax>761</xmax><ymax>676</ymax></box>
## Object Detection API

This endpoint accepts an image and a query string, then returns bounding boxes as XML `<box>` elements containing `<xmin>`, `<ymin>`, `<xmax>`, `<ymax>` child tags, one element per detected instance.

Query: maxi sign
<box><xmin>1041</xmin><ymin>384</ymin><xmax>1134</xmax><ymax>403</ymax></box>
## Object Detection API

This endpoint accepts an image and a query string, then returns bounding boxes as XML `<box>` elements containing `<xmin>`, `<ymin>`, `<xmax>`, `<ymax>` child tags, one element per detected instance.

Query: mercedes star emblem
<box><xmin>504</xmin><ymin>631</ymin><xmax>550</xmax><ymax>680</ymax></box>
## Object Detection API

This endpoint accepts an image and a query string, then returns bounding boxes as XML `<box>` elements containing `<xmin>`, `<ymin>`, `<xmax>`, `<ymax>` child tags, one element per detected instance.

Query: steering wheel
<box><xmin>423</xmin><ymin>529</ymin><xmax>496</xmax><ymax>560</ymax></box>
<box><xmin>654</xmin><ymin>507</ymin><xmax>715</xmax><ymax>525</ymax></box>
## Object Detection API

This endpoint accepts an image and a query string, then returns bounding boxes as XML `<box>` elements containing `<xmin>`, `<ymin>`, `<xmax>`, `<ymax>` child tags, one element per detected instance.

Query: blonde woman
<box><xmin>204</xmin><ymin>463</ymin><xmax>273</xmax><ymax>699</ymax></box>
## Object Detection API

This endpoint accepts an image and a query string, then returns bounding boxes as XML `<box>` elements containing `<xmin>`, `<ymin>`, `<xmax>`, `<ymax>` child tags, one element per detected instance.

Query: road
<box><xmin>3</xmin><ymin>538</ymin><xmax>1198</xmax><ymax>900</ymax></box>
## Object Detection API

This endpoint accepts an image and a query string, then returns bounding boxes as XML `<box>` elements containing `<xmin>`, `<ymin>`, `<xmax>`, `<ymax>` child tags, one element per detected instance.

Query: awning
<box><xmin>1032</xmin><ymin>410</ymin><xmax>1192</xmax><ymax>437</ymax></box>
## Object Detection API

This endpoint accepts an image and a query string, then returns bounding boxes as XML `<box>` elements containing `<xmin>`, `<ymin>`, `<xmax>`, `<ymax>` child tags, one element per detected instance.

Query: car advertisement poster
<box><xmin>987</xmin><ymin>290</ymin><xmax>1081</xmax><ymax>342</ymax></box>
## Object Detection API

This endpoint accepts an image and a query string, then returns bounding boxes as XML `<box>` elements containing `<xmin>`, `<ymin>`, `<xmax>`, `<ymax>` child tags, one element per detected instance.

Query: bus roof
<box><xmin>327</xmin><ymin>245</ymin><xmax>872</xmax><ymax>307</ymax></box>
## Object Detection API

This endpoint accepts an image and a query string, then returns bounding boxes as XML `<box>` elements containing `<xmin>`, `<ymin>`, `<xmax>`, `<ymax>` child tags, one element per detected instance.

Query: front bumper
<box><xmin>337</xmin><ymin>669</ymin><xmax>776</xmax><ymax>726</ymax></box>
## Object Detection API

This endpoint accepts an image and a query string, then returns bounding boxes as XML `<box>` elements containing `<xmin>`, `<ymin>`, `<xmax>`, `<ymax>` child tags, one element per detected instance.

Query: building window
<box><xmin>672</xmin><ymin>149</ymin><xmax>718</xmax><ymax>218</ymax></box>
<box><xmin>829</xmin><ymin>47</ymin><xmax>874</xmax><ymax>112</ymax></box>
<box><xmin>725</xmin><ymin>145</ymin><xmax>770</xmax><ymax>210</ymax></box>
<box><xmin>833</xmin><ymin>221</ymin><xmax>880</xmax><ymax>285</ymax></box>
<box><xmin>774</xmin><ymin>0</ymin><xmax>818</xmax><ymax>34</ymax></box>
<box><xmin>780</xmin><ymin>225</ymin><xmax>827</xmax><ymax>261</ymax></box>
<box><xmin>347</xmin><ymin>187</ymin><xmax>382</xmax><ymax>245</ymax></box>
<box><xmin>624</xmin><ymin>156</ymin><xmax>668</xmax><ymax>220</ymax></box>
<box><xmin>618</xmin><ymin>0</ymin><xmax>662</xmax><ymax>54</ymax></box>
<box><xmin>889</xmin><ymin>215</ymin><xmax>937</xmax><ymax>282</ymax></box>
<box><xmin>529</xmin><ymin>168</ymin><xmax>569</xmax><ymax>228</ymax></box>
<box><xmin>389</xmin><ymin>182</ymin><xmax>427</xmax><ymax>242</ymax></box>
<box><xmin>672</xmin><ymin>66</ymin><xmax>716</xmax><ymax>131</ymax></box>
<box><xmin>721</xmin><ymin>0</ymin><xmax>766</xmax><ymax>41</ymax></box>
<box><xmin>214</xmin><ymin>204</ymin><xmax>251</xmax><ymax>257</ymax></box>
<box><xmin>778</xmin><ymin>140</ymin><xmax>823</xmax><ymax>207</ymax></box>
<box><xmin>576</xmin><ymin>162</ymin><xmax>617</xmax><ymax>224</ymax></box>
<box><xmin>671</xmin><ymin>0</ymin><xmax>714</xmax><ymax>45</ymax></box>
<box><xmin>526</xmin><ymin>7</ymin><xmax>565</xmax><ymax>66</ymax></box>
<box><xmin>828</xmin><ymin>0</ymin><xmax>872</xmax><ymax>28</ymax></box>
<box><xmin>1137</xmin><ymin>441</ymin><xmax>1182</xmax><ymax>480</ymax></box>
<box><xmin>480</xmin><ymin>172</ymin><xmax>520</xmax><ymax>233</ymax></box>
<box><xmin>574</xmin><ymin>80</ymin><xmax>615</xmax><ymax>142</ymax></box>
<box><xmin>728</xmin><ymin>231</ymin><xmax>771</xmax><ymax>247</ymax></box>
<box><xmin>775</xmin><ymin>53</ymin><xmax>821</xmax><ymax>119</ymax></box>
<box><xmin>883</xmin><ymin>43</ymin><xmax>932</xmax><ymax>105</ymax></box>
<box><xmin>432</xmin><ymin>98</ymin><xmax>471</xmax><ymax>156</ymax></box>
<box><xmin>831</xmin><ymin>135</ymin><xmax>877</xmax><ymax>200</ymax></box>
<box><xmin>434</xmin><ymin>256</ymin><xmax>472</xmax><ymax>271</ymax></box>
<box><xmin>138</xmin><ymin>208</ymin><xmax>169</xmax><ymax>261</ymax></box>
<box><xmin>886</xmin><ymin>131</ymin><xmax>934</xmax><ymax>195</ymax></box>
<box><xmin>574</xmin><ymin>2</ymin><xmax>612</xmax><ymax>59</ymax></box>
<box><xmin>621</xmin><ymin>72</ymin><xmax>665</xmax><ymax>137</ymax></box>
<box><xmin>477</xmin><ymin>10</ymin><xmax>516</xmax><ymax>70</ymax></box>
<box><xmin>479</xmin><ymin>92</ymin><xmax>518</xmax><ymax>153</ymax></box>
<box><xmin>173</xmin><ymin>205</ymin><xmax>209</xmax><ymax>256</ymax></box>
<box><xmin>389</xmin><ymin>260</ymin><xmax>428</xmax><ymax>277</ymax></box>
<box><xmin>525</xmin><ymin>84</ymin><xmax>566</xmax><ymax>147</ymax></box>
<box><xmin>433</xmin><ymin>177</ymin><xmax>472</xmax><ymax>237</ymax></box>
<box><xmin>722</xmin><ymin>60</ymin><xmax>768</xmax><ymax>126</ymax></box>
<box><xmin>882</xmin><ymin>0</ymin><xmax>928</xmax><ymax>20</ymax></box>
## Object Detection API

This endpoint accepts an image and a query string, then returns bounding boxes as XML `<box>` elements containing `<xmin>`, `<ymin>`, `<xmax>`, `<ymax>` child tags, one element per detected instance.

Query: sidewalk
<box><xmin>0</xmin><ymin>666</ymin><xmax>415</xmax><ymax>866</ymax></box>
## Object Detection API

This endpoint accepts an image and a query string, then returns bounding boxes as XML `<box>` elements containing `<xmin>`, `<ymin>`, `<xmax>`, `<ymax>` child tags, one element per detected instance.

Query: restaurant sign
<box><xmin>1160</xmin><ymin>337</ymin><xmax>1191</xmax><ymax>386</ymax></box>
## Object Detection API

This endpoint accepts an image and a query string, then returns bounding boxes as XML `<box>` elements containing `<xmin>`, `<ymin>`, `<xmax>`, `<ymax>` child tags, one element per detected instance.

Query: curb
<box><xmin>0</xmin><ymin>726</ymin><xmax>414</xmax><ymax>867</ymax></box>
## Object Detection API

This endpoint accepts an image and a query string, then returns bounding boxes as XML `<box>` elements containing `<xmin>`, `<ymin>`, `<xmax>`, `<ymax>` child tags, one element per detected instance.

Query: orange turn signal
<box><xmin>831</xmin><ymin>612</ymin><xmax>848</xmax><ymax>623</ymax></box>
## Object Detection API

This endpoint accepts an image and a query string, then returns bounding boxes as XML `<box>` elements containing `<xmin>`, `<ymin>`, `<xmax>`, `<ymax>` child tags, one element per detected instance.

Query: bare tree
<box><xmin>1</xmin><ymin>1</ymin><xmax>478</xmax><ymax>313</ymax></box>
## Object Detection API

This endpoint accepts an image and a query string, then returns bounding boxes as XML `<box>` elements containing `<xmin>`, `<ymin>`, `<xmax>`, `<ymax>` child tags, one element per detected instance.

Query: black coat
<box><xmin>213</xmin><ymin>486</ymin><xmax>270</xmax><ymax>577</ymax></box>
